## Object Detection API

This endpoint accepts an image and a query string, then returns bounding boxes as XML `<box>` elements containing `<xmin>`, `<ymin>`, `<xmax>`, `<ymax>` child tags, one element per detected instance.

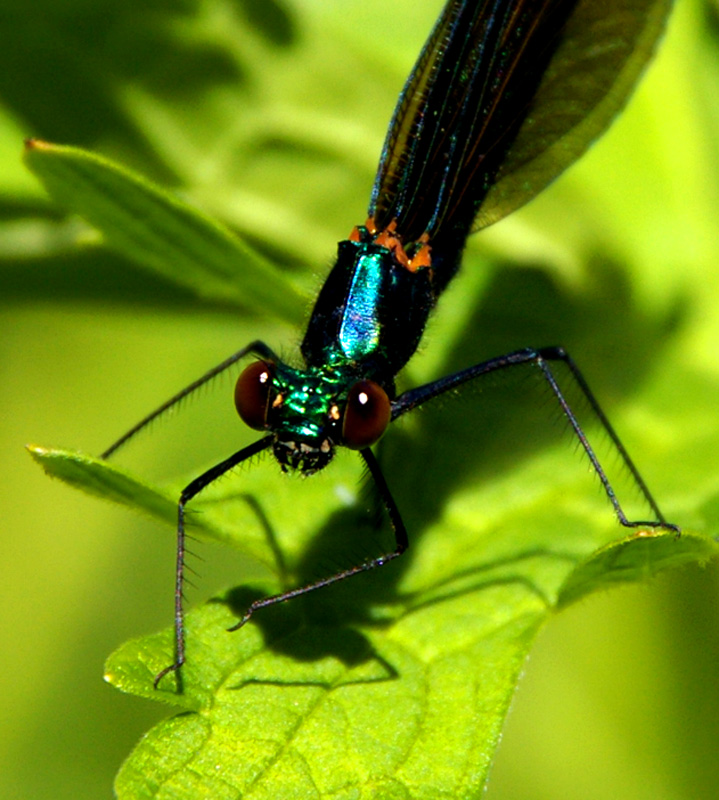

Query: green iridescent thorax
<box><xmin>270</xmin><ymin>361</ymin><xmax>355</xmax><ymax>444</ymax></box>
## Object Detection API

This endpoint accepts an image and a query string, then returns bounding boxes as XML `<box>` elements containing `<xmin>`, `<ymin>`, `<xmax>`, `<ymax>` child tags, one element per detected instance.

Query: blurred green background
<box><xmin>2</xmin><ymin>0</ymin><xmax>719</xmax><ymax>797</ymax></box>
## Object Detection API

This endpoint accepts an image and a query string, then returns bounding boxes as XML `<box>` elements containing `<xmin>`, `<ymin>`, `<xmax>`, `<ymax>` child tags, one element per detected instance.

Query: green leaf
<box><xmin>32</xmin><ymin>429</ymin><xmax>719</xmax><ymax>798</ymax></box>
<box><xmin>26</xmin><ymin>444</ymin><xmax>284</xmax><ymax>569</ymax></box>
<box><xmin>558</xmin><ymin>530</ymin><xmax>719</xmax><ymax>608</ymax></box>
<box><xmin>23</xmin><ymin>140</ymin><xmax>308</xmax><ymax>324</ymax></box>
<box><xmin>27</xmin><ymin>445</ymin><xmax>177</xmax><ymax>525</ymax></box>
<box><xmin>102</xmin><ymin>529</ymin><xmax>716</xmax><ymax>799</ymax></box>
<box><xmin>105</xmin><ymin>588</ymin><xmax>540</xmax><ymax>799</ymax></box>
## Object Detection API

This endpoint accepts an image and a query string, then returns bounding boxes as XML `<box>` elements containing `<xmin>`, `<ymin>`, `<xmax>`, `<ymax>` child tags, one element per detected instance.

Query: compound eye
<box><xmin>342</xmin><ymin>380</ymin><xmax>391</xmax><ymax>449</ymax></box>
<box><xmin>234</xmin><ymin>360</ymin><xmax>274</xmax><ymax>430</ymax></box>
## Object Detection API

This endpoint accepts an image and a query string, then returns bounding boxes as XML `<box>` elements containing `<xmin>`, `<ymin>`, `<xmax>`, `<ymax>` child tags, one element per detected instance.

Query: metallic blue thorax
<box><xmin>300</xmin><ymin>237</ymin><xmax>437</xmax><ymax>389</ymax></box>
<box><xmin>338</xmin><ymin>249</ymin><xmax>384</xmax><ymax>361</ymax></box>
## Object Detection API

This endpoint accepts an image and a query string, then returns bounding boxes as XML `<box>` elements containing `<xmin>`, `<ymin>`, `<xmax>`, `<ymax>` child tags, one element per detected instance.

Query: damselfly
<box><xmin>102</xmin><ymin>0</ymin><xmax>679</xmax><ymax>688</ymax></box>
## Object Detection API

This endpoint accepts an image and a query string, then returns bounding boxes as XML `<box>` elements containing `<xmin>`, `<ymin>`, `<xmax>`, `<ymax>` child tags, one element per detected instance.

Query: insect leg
<box><xmin>392</xmin><ymin>346</ymin><xmax>678</xmax><ymax>532</ymax></box>
<box><xmin>102</xmin><ymin>340</ymin><xmax>277</xmax><ymax>459</ymax></box>
<box><xmin>153</xmin><ymin>436</ymin><xmax>273</xmax><ymax>690</ymax></box>
<box><xmin>535</xmin><ymin>346</ymin><xmax>676</xmax><ymax>530</ymax></box>
<box><xmin>227</xmin><ymin>447</ymin><xmax>409</xmax><ymax>632</ymax></box>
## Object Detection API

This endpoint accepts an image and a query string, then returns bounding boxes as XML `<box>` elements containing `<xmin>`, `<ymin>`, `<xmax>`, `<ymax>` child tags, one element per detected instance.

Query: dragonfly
<box><xmin>102</xmin><ymin>0</ymin><xmax>678</xmax><ymax>689</ymax></box>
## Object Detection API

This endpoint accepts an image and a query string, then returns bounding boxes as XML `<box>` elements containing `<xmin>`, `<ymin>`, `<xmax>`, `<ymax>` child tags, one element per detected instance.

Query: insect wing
<box><xmin>368</xmin><ymin>0</ymin><xmax>673</xmax><ymax>243</ymax></box>
<box><xmin>477</xmin><ymin>0</ymin><xmax>674</xmax><ymax>229</ymax></box>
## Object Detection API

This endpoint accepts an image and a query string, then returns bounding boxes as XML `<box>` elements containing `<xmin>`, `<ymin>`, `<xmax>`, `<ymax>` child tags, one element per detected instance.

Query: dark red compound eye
<box><xmin>234</xmin><ymin>360</ymin><xmax>273</xmax><ymax>430</ymax></box>
<box><xmin>342</xmin><ymin>380</ymin><xmax>391</xmax><ymax>449</ymax></box>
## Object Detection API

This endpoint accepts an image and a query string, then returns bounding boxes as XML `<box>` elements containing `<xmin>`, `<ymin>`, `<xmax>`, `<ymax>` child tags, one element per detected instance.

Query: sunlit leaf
<box><xmin>23</xmin><ymin>140</ymin><xmax>308</xmax><ymax>323</ymax></box>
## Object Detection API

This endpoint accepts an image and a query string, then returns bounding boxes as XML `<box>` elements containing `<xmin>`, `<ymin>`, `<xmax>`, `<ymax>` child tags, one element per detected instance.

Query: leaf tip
<box><xmin>23</xmin><ymin>138</ymin><xmax>53</xmax><ymax>152</ymax></box>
